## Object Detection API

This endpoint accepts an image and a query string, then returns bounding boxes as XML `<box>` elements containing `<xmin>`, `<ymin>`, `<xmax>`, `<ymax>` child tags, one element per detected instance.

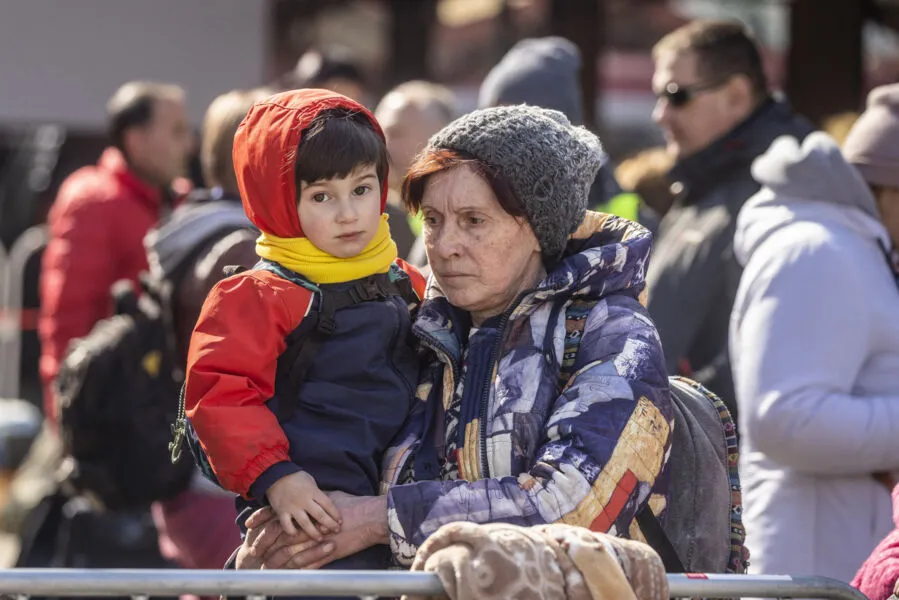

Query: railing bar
<box><xmin>667</xmin><ymin>574</ymin><xmax>867</xmax><ymax>600</ymax></box>
<box><xmin>0</xmin><ymin>570</ymin><xmax>868</xmax><ymax>600</ymax></box>
<box><xmin>0</xmin><ymin>570</ymin><xmax>443</xmax><ymax>597</ymax></box>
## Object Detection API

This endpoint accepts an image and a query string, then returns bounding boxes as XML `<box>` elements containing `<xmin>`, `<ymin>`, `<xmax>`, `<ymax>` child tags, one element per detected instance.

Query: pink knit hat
<box><xmin>843</xmin><ymin>83</ymin><xmax>899</xmax><ymax>188</ymax></box>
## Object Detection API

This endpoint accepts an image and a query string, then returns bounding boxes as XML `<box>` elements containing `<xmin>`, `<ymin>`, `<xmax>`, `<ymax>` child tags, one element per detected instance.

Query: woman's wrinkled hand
<box><xmin>235</xmin><ymin>506</ymin><xmax>332</xmax><ymax>570</ymax></box>
<box><xmin>235</xmin><ymin>493</ymin><xmax>389</xmax><ymax>570</ymax></box>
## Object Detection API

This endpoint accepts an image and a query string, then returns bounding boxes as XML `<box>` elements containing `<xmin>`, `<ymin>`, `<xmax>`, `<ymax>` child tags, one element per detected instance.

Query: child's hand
<box><xmin>267</xmin><ymin>471</ymin><xmax>342</xmax><ymax>540</ymax></box>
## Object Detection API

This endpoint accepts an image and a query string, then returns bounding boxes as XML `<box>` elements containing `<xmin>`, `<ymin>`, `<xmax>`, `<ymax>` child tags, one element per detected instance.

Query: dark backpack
<box><xmin>169</xmin><ymin>260</ymin><xmax>422</xmax><ymax>482</ymax></box>
<box><xmin>560</xmin><ymin>298</ymin><xmax>749</xmax><ymax>574</ymax></box>
<box><xmin>54</xmin><ymin>195</ymin><xmax>252</xmax><ymax>511</ymax></box>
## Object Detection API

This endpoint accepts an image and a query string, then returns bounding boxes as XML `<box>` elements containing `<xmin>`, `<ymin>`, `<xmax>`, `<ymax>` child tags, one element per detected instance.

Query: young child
<box><xmin>184</xmin><ymin>89</ymin><xmax>425</xmax><ymax>570</ymax></box>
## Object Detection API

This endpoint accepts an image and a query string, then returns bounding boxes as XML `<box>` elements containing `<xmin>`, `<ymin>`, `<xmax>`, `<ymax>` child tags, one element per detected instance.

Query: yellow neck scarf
<box><xmin>256</xmin><ymin>213</ymin><xmax>397</xmax><ymax>284</ymax></box>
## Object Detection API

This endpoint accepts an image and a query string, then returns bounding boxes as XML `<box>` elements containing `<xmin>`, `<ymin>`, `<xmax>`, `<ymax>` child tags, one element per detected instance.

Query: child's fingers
<box><xmin>314</xmin><ymin>492</ymin><xmax>343</xmax><ymax>526</ymax></box>
<box><xmin>308</xmin><ymin>501</ymin><xmax>341</xmax><ymax>533</ymax></box>
<box><xmin>278</xmin><ymin>511</ymin><xmax>298</xmax><ymax>537</ymax></box>
<box><xmin>293</xmin><ymin>510</ymin><xmax>323</xmax><ymax>542</ymax></box>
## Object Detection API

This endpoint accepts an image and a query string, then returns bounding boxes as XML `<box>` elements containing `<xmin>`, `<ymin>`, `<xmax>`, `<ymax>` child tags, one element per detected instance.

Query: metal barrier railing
<box><xmin>0</xmin><ymin>225</ymin><xmax>48</xmax><ymax>399</ymax></box>
<box><xmin>0</xmin><ymin>569</ymin><xmax>870</xmax><ymax>599</ymax></box>
<box><xmin>666</xmin><ymin>574</ymin><xmax>868</xmax><ymax>599</ymax></box>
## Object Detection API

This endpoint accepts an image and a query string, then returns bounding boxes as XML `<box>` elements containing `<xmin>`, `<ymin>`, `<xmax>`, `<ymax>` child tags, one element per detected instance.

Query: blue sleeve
<box><xmin>249</xmin><ymin>460</ymin><xmax>303</xmax><ymax>502</ymax></box>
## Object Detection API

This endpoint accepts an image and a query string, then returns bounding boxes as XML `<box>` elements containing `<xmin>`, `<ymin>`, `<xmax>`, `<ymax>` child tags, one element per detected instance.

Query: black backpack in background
<box><xmin>54</xmin><ymin>277</ymin><xmax>195</xmax><ymax>510</ymax></box>
<box><xmin>54</xmin><ymin>193</ymin><xmax>252</xmax><ymax>511</ymax></box>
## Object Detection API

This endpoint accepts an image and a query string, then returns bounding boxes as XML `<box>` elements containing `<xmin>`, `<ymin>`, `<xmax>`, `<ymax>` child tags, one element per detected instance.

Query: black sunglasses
<box><xmin>657</xmin><ymin>80</ymin><xmax>726</xmax><ymax>108</ymax></box>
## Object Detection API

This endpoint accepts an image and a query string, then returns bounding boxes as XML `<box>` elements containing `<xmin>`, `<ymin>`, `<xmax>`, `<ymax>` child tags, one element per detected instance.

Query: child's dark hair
<box><xmin>295</xmin><ymin>108</ymin><xmax>388</xmax><ymax>190</ymax></box>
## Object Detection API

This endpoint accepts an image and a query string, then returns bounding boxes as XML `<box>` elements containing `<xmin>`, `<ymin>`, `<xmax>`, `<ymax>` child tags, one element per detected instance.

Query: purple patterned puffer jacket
<box><xmin>380</xmin><ymin>211</ymin><xmax>673</xmax><ymax>565</ymax></box>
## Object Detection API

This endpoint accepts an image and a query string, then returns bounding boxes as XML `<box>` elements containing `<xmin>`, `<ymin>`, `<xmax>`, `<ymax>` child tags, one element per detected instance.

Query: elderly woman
<box><xmin>235</xmin><ymin>105</ymin><xmax>672</xmax><ymax>571</ymax></box>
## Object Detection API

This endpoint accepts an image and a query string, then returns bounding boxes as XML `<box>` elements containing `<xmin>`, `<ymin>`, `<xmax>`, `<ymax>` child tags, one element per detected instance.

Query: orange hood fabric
<box><xmin>232</xmin><ymin>89</ymin><xmax>389</xmax><ymax>239</ymax></box>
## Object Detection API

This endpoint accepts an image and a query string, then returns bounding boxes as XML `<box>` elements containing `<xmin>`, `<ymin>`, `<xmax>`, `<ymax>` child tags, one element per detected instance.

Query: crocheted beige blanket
<box><xmin>403</xmin><ymin>522</ymin><xmax>668</xmax><ymax>600</ymax></box>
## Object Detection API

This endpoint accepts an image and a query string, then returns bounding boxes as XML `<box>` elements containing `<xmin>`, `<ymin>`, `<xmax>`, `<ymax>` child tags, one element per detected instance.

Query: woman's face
<box><xmin>421</xmin><ymin>165</ymin><xmax>543</xmax><ymax>325</ymax></box>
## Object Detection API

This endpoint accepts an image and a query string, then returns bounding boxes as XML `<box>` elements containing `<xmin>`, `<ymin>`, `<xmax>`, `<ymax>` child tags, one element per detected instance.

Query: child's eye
<box><xmin>311</xmin><ymin>192</ymin><xmax>328</xmax><ymax>203</ymax></box>
<box><xmin>353</xmin><ymin>185</ymin><xmax>371</xmax><ymax>196</ymax></box>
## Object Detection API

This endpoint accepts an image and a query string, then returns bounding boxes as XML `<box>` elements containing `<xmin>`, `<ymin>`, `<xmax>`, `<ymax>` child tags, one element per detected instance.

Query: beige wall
<box><xmin>0</xmin><ymin>0</ymin><xmax>268</xmax><ymax>129</ymax></box>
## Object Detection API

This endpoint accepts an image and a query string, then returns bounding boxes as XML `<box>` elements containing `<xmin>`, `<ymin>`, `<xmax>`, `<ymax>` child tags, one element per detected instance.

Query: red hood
<box><xmin>232</xmin><ymin>89</ymin><xmax>388</xmax><ymax>238</ymax></box>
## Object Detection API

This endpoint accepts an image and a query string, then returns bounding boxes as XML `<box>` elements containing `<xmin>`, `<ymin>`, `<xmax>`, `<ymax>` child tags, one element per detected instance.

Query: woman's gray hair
<box><xmin>425</xmin><ymin>104</ymin><xmax>605</xmax><ymax>260</ymax></box>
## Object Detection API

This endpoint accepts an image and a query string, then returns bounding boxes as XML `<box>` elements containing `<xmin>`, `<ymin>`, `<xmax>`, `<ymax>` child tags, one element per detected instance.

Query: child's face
<box><xmin>297</xmin><ymin>164</ymin><xmax>382</xmax><ymax>258</ymax></box>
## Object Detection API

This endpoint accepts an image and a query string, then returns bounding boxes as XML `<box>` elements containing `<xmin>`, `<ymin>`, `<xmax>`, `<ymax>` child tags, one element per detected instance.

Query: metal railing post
<box><xmin>0</xmin><ymin>225</ymin><xmax>48</xmax><ymax>399</ymax></box>
<box><xmin>0</xmin><ymin>241</ymin><xmax>12</xmax><ymax>397</ymax></box>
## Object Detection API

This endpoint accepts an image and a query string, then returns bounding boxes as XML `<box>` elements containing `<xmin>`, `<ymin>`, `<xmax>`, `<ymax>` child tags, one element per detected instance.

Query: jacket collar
<box><xmin>99</xmin><ymin>147</ymin><xmax>164</xmax><ymax>213</ymax></box>
<box><xmin>668</xmin><ymin>98</ymin><xmax>812</xmax><ymax>205</ymax></box>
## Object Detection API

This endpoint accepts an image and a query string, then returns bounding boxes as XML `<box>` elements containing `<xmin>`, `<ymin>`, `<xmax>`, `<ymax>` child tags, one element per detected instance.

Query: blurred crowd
<box><xmin>0</xmin><ymin>13</ymin><xmax>898</xmax><ymax>600</ymax></box>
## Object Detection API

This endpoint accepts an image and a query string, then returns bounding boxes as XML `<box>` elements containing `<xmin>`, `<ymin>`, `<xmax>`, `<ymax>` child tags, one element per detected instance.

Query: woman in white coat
<box><xmin>730</xmin><ymin>84</ymin><xmax>899</xmax><ymax>582</ymax></box>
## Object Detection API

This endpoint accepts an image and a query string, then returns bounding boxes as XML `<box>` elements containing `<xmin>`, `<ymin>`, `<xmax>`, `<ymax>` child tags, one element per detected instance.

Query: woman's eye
<box><xmin>466</xmin><ymin>216</ymin><xmax>484</xmax><ymax>226</ymax></box>
<box><xmin>353</xmin><ymin>185</ymin><xmax>371</xmax><ymax>196</ymax></box>
<box><xmin>311</xmin><ymin>192</ymin><xmax>328</xmax><ymax>203</ymax></box>
<box><xmin>422</xmin><ymin>215</ymin><xmax>438</xmax><ymax>226</ymax></box>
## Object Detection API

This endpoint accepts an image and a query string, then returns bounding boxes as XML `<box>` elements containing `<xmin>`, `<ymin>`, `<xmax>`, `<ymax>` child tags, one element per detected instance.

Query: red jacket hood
<box><xmin>232</xmin><ymin>89</ymin><xmax>388</xmax><ymax>238</ymax></box>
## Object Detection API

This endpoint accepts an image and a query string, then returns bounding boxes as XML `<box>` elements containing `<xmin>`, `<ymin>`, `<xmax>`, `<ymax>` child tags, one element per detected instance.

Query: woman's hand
<box><xmin>234</xmin><ymin>507</ymin><xmax>316</xmax><ymax>570</ymax></box>
<box><xmin>235</xmin><ymin>493</ymin><xmax>389</xmax><ymax>570</ymax></box>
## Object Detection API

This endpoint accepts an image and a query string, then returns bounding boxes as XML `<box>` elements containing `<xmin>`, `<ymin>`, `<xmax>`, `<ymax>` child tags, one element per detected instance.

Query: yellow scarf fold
<box><xmin>255</xmin><ymin>213</ymin><xmax>397</xmax><ymax>284</ymax></box>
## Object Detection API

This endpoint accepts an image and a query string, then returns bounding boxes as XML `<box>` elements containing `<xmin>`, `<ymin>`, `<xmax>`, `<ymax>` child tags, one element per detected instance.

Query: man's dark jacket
<box><xmin>646</xmin><ymin>98</ymin><xmax>815</xmax><ymax>424</ymax></box>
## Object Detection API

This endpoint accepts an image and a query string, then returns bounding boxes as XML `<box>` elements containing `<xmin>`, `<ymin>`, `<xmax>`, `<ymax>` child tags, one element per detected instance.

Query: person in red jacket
<box><xmin>39</xmin><ymin>81</ymin><xmax>192</xmax><ymax>422</ymax></box>
<box><xmin>183</xmin><ymin>89</ymin><xmax>425</xmax><ymax>575</ymax></box>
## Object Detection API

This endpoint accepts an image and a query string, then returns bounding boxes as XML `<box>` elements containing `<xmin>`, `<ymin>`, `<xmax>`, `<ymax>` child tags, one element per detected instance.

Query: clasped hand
<box><xmin>236</xmin><ymin>491</ymin><xmax>388</xmax><ymax>570</ymax></box>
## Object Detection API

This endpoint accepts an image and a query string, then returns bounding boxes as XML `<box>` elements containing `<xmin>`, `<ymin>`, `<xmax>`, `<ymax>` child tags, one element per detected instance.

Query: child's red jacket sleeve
<box><xmin>184</xmin><ymin>269</ymin><xmax>312</xmax><ymax>497</ymax></box>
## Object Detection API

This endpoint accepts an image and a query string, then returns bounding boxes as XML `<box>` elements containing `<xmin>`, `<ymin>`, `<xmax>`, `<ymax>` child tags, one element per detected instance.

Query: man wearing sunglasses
<box><xmin>643</xmin><ymin>19</ymin><xmax>813</xmax><ymax>427</ymax></box>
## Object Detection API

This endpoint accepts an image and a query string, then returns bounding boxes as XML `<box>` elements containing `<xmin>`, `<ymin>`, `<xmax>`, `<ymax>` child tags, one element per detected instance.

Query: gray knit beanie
<box><xmin>843</xmin><ymin>83</ymin><xmax>899</xmax><ymax>188</ymax></box>
<box><xmin>426</xmin><ymin>105</ymin><xmax>605</xmax><ymax>260</ymax></box>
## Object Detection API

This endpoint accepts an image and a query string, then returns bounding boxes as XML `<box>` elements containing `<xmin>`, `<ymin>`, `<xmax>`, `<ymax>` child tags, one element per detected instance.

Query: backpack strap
<box><xmin>274</xmin><ymin>315</ymin><xmax>321</xmax><ymax>422</ymax></box>
<box><xmin>171</xmin><ymin>263</ymin><xmax>420</xmax><ymax>448</ymax></box>
<box><xmin>635</xmin><ymin>504</ymin><xmax>686</xmax><ymax>573</ymax></box>
<box><xmin>393</xmin><ymin>271</ymin><xmax>420</xmax><ymax>309</ymax></box>
<box><xmin>560</xmin><ymin>297</ymin><xmax>686</xmax><ymax>573</ymax></box>
<box><xmin>269</xmin><ymin>267</ymin><xmax>415</xmax><ymax>423</ymax></box>
<box><xmin>222</xmin><ymin>264</ymin><xmax>248</xmax><ymax>278</ymax></box>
